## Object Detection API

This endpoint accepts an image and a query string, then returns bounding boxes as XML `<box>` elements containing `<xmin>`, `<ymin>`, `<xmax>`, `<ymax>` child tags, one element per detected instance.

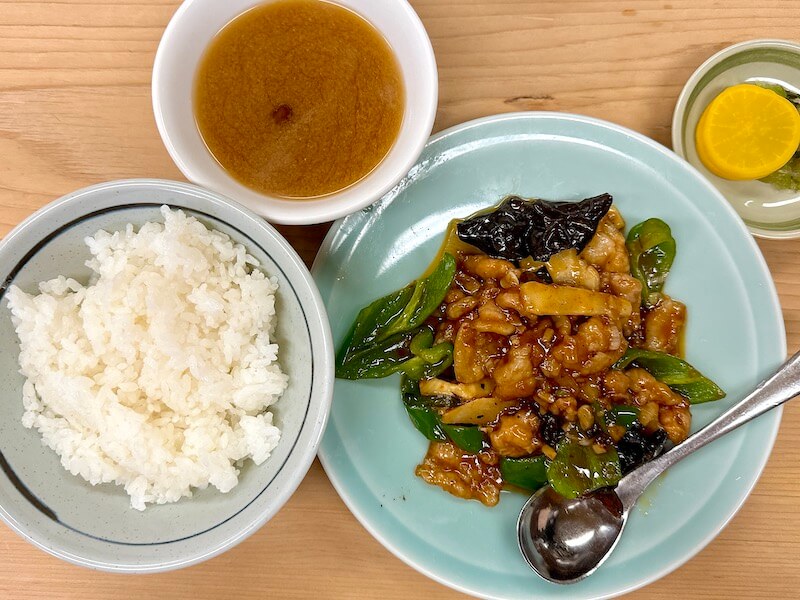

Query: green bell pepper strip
<box><xmin>335</xmin><ymin>326</ymin><xmax>453</xmax><ymax>380</ymax></box>
<box><xmin>626</xmin><ymin>218</ymin><xmax>676</xmax><ymax>307</ymax></box>
<box><xmin>335</xmin><ymin>253</ymin><xmax>457</xmax><ymax>372</ymax></box>
<box><xmin>401</xmin><ymin>378</ymin><xmax>486</xmax><ymax>452</ymax></box>
<box><xmin>594</xmin><ymin>403</ymin><xmax>639</xmax><ymax>433</ymax></box>
<box><xmin>441</xmin><ymin>424</ymin><xmax>485</xmax><ymax>454</ymax></box>
<box><xmin>401</xmin><ymin>377</ymin><xmax>447</xmax><ymax>441</ymax></box>
<box><xmin>546</xmin><ymin>440</ymin><xmax>622</xmax><ymax>499</ymax></box>
<box><xmin>405</xmin><ymin>405</ymin><xmax>448</xmax><ymax>443</ymax></box>
<box><xmin>336</xmin><ymin>286</ymin><xmax>414</xmax><ymax>368</ymax></box>
<box><xmin>500</xmin><ymin>456</ymin><xmax>549</xmax><ymax>491</ymax></box>
<box><xmin>381</xmin><ymin>253</ymin><xmax>458</xmax><ymax>339</ymax></box>
<box><xmin>613</xmin><ymin>347</ymin><xmax>725</xmax><ymax>404</ymax></box>
<box><xmin>607</xmin><ymin>405</ymin><xmax>640</xmax><ymax>429</ymax></box>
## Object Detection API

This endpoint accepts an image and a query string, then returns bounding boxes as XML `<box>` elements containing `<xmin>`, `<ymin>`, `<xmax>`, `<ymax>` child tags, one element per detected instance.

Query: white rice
<box><xmin>5</xmin><ymin>206</ymin><xmax>288</xmax><ymax>510</ymax></box>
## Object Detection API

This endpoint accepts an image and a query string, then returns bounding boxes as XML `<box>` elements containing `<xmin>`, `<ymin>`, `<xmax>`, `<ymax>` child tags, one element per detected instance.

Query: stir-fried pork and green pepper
<box><xmin>336</xmin><ymin>195</ymin><xmax>724</xmax><ymax>506</ymax></box>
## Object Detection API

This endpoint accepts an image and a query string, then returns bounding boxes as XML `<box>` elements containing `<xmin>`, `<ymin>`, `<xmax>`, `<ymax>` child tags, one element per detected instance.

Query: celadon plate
<box><xmin>311</xmin><ymin>112</ymin><xmax>785</xmax><ymax>599</ymax></box>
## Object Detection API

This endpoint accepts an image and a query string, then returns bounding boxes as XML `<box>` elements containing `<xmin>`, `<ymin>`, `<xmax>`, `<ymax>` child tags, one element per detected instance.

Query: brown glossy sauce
<box><xmin>194</xmin><ymin>0</ymin><xmax>405</xmax><ymax>199</ymax></box>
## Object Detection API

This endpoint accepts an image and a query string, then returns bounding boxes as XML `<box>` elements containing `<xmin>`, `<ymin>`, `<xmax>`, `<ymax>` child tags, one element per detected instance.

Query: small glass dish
<box><xmin>672</xmin><ymin>39</ymin><xmax>800</xmax><ymax>239</ymax></box>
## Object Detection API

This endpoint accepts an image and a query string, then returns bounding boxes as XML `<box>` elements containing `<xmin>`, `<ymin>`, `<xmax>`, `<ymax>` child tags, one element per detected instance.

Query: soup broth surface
<box><xmin>194</xmin><ymin>0</ymin><xmax>405</xmax><ymax>199</ymax></box>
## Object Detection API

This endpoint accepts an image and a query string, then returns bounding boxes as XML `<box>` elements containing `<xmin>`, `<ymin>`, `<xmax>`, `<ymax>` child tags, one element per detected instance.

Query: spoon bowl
<box><xmin>518</xmin><ymin>486</ymin><xmax>625</xmax><ymax>584</ymax></box>
<box><xmin>517</xmin><ymin>349</ymin><xmax>800</xmax><ymax>584</ymax></box>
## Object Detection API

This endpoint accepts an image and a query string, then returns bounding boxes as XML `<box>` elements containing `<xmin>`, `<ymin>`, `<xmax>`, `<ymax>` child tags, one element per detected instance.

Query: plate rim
<box><xmin>312</xmin><ymin>111</ymin><xmax>786</xmax><ymax>600</ymax></box>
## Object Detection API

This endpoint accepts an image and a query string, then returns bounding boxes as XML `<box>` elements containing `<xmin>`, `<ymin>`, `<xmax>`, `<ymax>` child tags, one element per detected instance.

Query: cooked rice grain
<box><xmin>6</xmin><ymin>206</ymin><xmax>288</xmax><ymax>510</ymax></box>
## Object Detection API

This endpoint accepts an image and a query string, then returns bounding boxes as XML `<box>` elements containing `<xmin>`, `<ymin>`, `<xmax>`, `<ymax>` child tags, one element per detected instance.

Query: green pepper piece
<box><xmin>336</xmin><ymin>286</ymin><xmax>414</xmax><ymax>367</ymax></box>
<box><xmin>336</xmin><ymin>254</ymin><xmax>457</xmax><ymax>379</ymax></box>
<box><xmin>441</xmin><ymin>424</ymin><xmax>485</xmax><ymax>454</ymax></box>
<box><xmin>402</xmin><ymin>346</ymin><xmax>454</xmax><ymax>380</ymax></box>
<box><xmin>607</xmin><ymin>405</ymin><xmax>639</xmax><ymax>429</ymax></box>
<box><xmin>594</xmin><ymin>403</ymin><xmax>639</xmax><ymax>432</ymax></box>
<box><xmin>626</xmin><ymin>218</ymin><xmax>676</xmax><ymax>307</ymax></box>
<box><xmin>401</xmin><ymin>378</ymin><xmax>486</xmax><ymax>451</ymax></box>
<box><xmin>401</xmin><ymin>328</ymin><xmax>455</xmax><ymax>380</ymax></box>
<box><xmin>547</xmin><ymin>440</ymin><xmax>622</xmax><ymax>499</ymax></box>
<box><xmin>336</xmin><ymin>329</ymin><xmax>413</xmax><ymax>379</ymax></box>
<box><xmin>500</xmin><ymin>456</ymin><xmax>549</xmax><ymax>491</ymax></box>
<box><xmin>382</xmin><ymin>253</ymin><xmax>457</xmax><ymax>339</ymax></box>
<box><xmin>336</xmin><ymin>325</ymin><xmax>453</xmax><ymax>380</ymax></box>
<box><xmin>409</xmin><ymin>327</ymin><xmax>439</xmax><ymax>360</ymax></box>
<box><xmin>405</xmin><ymin>405</ymin><xmax>447</xmax><ymax>442</ymax></box>
<box><xmin>613</xmin><ymin>348</ymin><xmax>725</xmax><ymax>404</ymax></box>
<box><xmin>401</xmin><ymin>378</ymin><xmax>447</xmax><ymax>441</ymax></box>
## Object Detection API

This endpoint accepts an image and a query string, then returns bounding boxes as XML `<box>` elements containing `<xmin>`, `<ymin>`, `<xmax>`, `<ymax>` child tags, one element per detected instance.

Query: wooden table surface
<box><xmin>2</xmin><ymin>1</ymin><xmax>800</xmax><ymax>598</ymax></box>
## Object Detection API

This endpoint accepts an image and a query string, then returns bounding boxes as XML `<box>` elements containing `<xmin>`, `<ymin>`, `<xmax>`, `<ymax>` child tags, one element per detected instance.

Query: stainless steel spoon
<box><xmin>517</xmin><ymin>349</ymin><xmax>800</xmax><ymax>584</ymax></box>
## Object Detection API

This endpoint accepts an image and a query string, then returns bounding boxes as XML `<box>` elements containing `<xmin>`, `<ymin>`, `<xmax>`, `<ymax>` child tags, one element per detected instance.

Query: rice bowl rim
<box><xmin>0</xmin><ymin>179</ymin><xmax>334</xmax><ymax>572</ymax></box>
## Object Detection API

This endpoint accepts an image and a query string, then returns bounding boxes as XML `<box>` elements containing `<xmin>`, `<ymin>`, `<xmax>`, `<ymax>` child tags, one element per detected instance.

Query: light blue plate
<box><xmin>311</xmin><ymin>112</ymin><xmax>785</xmax><ymax>600</ymax></box>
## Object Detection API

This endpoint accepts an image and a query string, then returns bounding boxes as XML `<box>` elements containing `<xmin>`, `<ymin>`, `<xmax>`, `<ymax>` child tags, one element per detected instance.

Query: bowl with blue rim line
<box><xmin>672</xmin><ymin>38</ymin><xmax>800</xmax><ymax>239</ymax></box>
<box><xmin>0</xmin><ymin>178</ymin><xmax>333</xmax><ymax>572</ymax></box>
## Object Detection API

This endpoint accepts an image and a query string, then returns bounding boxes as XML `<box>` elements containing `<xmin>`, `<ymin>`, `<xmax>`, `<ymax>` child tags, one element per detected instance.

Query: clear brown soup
<box><xmin>194</xmin><ymin>0</ymin><xmax>405</xmax><ymax>199</ymax></box>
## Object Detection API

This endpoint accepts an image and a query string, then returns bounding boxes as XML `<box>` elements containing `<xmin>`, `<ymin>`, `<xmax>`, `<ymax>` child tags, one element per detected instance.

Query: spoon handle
<box><xmin>617</xmin><ymin>349</ymin><xmax>800</xmax><ymax>511</ymax></box>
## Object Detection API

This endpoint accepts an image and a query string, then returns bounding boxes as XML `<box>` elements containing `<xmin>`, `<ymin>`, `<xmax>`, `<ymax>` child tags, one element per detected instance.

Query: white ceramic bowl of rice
<box><xmin>0</xmin><ymin>179</ymin><xmax>333</xmax><ymax>572</ymax></box>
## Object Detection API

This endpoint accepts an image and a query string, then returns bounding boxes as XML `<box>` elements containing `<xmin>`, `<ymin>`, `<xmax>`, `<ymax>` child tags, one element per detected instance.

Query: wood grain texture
<box><xmin>1</xmin><ymin>1</ymin><xmax>800</xmax><ymax>598</ymax></box>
